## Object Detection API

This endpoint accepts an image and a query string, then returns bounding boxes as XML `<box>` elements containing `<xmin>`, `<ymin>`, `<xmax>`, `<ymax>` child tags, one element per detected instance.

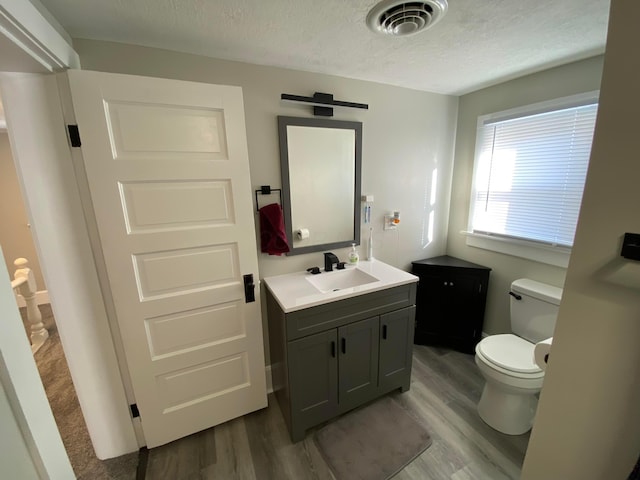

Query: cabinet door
<box><xmin>338</xmin><ymin>316</ymin><xmax>379</xmax><ymax>412</ymax></box>
<box><xmin>447</xmin><ymin>274</ymin><xmax>485</xmax><ymax>339</ymax></box>
<box><xmin>379</xmin><ymin>306</ymin><xmax>415</xmax><ymax>392</ymax></box>
<box><xmin>288</xmin><ymin>330</ymin><xmax>338</xmax><ymax>430</ymax></box>
<box><xmin>416</xmin><ymin>273</ymin><xmax>481</xmax><ymax>338</ymax></box>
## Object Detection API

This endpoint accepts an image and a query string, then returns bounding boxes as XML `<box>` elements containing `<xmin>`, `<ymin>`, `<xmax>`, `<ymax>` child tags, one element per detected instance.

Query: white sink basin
<box><xmin>306</xmin><ymin>267</ymin><xmax>379</xmax><ymax>293</ymax></box>
<box><xmin>263</xmin><ymin>260</ymin><xmax>418</xmax><ymax>313</ymax></box>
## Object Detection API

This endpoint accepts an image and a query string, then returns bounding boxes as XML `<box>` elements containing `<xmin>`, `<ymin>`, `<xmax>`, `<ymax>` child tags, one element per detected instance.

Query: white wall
<box><xmin>446</xmin><ymin>55</ymin><xmax>604</xmax><ymax>335</ymax></box>
<box><xmin>522</xmin><ymin>0</ymin><xmax>640</xmax><ymax>477</ymax></box>
<box><xmin>73</xmin><ymin>39</ymin><xmax>459</xmax><ymax>364</ymax></box>
<box><xmin>0</xmin><ymin>132</ymin><xmax>46</xmax><ymax>290</ymax></box>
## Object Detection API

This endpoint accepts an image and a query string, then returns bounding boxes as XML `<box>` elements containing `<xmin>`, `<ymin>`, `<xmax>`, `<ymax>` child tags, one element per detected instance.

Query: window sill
<box><xmin>462</xmin><ymin>231</ymin><xmax>570</xmax><ymax>268</ymax></box>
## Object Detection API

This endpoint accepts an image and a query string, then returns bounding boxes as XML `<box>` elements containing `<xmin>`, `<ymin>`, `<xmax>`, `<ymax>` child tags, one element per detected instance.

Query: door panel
<box><xmin>119</xmin><ymin>180</ymin><xmax>234</xmax><ymax>233</ymax></box>
<box><xmin>145</xmin><ymin>301</ymin><xmax>246</xmax><ymax>358</ymax></box>
<box><xmin>338</xmin><ymin>316</ymin><xmax>379</xmax><ymax>412</ymax></box>
<box><xmin>106</xmin><ymin>101</ymin><xmax>228</xmax><ymax>160</ymax></box>
<box><xmin>67</xmin><ymin>70</ymin><xmax>266</xmax><ymax>447</ymax></box>
<box><xmin>132</xmin><ymin>243</ymin><xmax>239</xmax><ymax>299</ymax></box>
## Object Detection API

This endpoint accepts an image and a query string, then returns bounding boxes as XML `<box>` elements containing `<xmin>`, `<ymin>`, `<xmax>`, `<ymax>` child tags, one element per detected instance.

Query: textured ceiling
<box><xmin>38</xmin><ymin>0</ymin><xmax>611</xmax><ymax>95</ymax></box>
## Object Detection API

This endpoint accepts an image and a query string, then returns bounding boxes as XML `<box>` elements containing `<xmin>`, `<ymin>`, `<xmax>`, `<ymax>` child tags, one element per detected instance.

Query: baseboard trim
<box><xmin>15</xmin><ymin>289</ymin><xmax>50</xmax><ymax>307</ymax></box>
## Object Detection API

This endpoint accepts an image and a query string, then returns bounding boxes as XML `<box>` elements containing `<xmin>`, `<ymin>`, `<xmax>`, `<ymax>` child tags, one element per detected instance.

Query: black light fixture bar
<box><xmin>281</xmin><ymin>92</ymin><xmax>368</xmax><ymax>117</ymax></box>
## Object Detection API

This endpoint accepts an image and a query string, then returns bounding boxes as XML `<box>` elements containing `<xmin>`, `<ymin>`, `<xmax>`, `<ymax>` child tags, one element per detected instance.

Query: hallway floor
<box><xmin>21</xmin><ymin>304</ymin><xmax>138</xmax><ymax>479</ymax></box>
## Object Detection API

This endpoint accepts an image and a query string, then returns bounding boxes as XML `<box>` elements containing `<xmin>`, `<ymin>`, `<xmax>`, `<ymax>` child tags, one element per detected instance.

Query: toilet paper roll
<box><xmin>296</xmin><ymin>228</ymin><xmax>310</xmax><ymax>240</ymax></box>
<box><xmin>533</xmin><ymin>337</ymin><xmax>553</xmax><ymax>371</ymax></box>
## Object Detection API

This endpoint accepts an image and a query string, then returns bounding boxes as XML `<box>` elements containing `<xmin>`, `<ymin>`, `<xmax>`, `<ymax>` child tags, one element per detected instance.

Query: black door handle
<box><xmin>382</xmin><ymin>324</ymin><xmax>388</xmax><ymax>340</ymax></box>
<box><xmin>509</xmin><ymin>291</ymin><xmax>522</xmax><ymax>300</ymax></box>
<box><xmin>244</xmin><ymin>274</ymin><xmax>255</xmax><ymax>303</ymax></box>
<box><xmin>341</xmin><ymin>337</ymin><xmax>346</xmax><ymax>354</ymax></box>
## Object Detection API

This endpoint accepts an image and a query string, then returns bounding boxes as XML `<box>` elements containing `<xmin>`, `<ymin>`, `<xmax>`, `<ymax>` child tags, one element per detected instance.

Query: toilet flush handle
<box><xmin>509</xmin><ymin>291</ymin><xmax>522</xmax><ymax>300</ymax></box>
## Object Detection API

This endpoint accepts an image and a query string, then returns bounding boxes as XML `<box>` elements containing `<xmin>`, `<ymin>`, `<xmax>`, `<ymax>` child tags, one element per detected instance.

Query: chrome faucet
<box><xmin>323</xmin><ymin>252</ymin><xmax>340</xmax><ymax>272</ymax></box>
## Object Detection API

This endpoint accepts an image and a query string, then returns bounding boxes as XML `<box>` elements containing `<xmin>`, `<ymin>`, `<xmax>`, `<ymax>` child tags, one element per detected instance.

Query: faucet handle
<box><xmin>306</xmin><ymin>267</ymin><xmax>321</xmax><ymax>275</ymax></box>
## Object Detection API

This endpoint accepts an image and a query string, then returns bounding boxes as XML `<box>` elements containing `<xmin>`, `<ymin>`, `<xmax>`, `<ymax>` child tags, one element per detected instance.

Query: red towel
<box><xmin>259</xmin><ymin>203</ymin><xmax>290</xmax><ymax>255</ymax></box>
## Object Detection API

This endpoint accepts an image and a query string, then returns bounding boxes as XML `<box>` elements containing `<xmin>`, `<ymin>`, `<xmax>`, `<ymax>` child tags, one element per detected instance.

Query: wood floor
<box><xmin>144</xmin><ymin>344</ymin><xmax>530</xmax><ymax>479</ymax></box>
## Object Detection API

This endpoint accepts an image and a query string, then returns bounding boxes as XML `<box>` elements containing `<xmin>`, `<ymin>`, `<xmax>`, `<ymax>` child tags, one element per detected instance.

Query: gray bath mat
<box><xmin>314</xmin><ymin>396</ymin><xmax>432</xmax><ymax>480</ymax></box>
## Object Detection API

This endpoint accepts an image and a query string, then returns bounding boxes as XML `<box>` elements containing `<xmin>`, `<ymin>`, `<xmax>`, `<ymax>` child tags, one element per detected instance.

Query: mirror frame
<box><xmin>278</xmin><ymin>116</ymin><xmax>362</xmax><ymax>256</ymax></box>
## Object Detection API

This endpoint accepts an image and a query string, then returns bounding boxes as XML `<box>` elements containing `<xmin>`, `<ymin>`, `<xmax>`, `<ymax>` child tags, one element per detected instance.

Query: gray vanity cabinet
<box><xmin>266</xmin><ymin>283</ymin><xmax>417</xmax><ymax>442</ymax></box>
<box><xmin>287</xmin><ymin>316</ymin><xmax>380</xmax><ymax>433</ymax></box>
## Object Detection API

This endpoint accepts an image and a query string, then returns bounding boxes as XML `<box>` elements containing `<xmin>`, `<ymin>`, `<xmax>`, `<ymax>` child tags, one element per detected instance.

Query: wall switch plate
<box><xmin>621</xmin><ymin>232</ymin><xmax>640</xmax><ymax>261</ymax></box>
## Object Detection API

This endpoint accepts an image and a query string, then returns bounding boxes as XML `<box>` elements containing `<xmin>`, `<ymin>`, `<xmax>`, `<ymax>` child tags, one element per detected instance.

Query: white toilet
<box><xmin>475</xmin><ymin>278</ymin><xmax>562</xmax><ymax>435</ymax></box>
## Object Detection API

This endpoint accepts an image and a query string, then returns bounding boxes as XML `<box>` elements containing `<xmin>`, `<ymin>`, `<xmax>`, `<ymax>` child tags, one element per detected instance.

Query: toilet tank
<box><xmin>510</xmin><ymin>278</ymin><xmax>563</xmax><ymax>343</ymax></box>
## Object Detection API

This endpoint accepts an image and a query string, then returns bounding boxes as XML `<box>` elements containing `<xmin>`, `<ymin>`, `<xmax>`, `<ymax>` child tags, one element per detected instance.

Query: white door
<box><xmin>66</xmin><ymin>70</ymin><xmax>267</xmax><ymax>447</ymax></box>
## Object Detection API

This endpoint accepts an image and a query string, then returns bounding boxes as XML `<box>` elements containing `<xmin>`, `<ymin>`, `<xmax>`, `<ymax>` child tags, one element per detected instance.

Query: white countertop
<box><xmin>263</xmin><ymin>260</ymin><xmax>418</xmax><ymax>313</ymax></box>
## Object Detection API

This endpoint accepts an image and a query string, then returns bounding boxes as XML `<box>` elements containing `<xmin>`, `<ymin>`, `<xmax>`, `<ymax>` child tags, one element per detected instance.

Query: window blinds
<box><xmin>471</xmin><ymin>102</ymin><xmax>598</xmax><ymax>247</ymax></box>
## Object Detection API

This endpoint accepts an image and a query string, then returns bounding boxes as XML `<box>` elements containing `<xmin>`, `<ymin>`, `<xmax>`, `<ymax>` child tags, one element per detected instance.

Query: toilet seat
<box><xmin>477</xmin><ymin>334</ymin><xmax>543</xmax><ymax>378</ymax></box>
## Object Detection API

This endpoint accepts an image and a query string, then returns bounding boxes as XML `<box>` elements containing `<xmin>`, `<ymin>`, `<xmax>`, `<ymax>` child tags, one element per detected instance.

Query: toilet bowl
<box><xmin>475</xmin><ymin>334</ymin><xmax>544</xmax><ymax>435</ymax></box>
<box><xmin>474</xmin><ymin>279</ymin><xmax>562</xmax><ymax>435</ymax></box>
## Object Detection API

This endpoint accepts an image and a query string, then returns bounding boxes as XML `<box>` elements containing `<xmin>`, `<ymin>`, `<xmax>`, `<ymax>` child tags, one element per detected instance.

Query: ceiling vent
<box><xmin>366</xmin><ymin>0</ymin><xmax>448</xmax><ymax>37</ymax></box>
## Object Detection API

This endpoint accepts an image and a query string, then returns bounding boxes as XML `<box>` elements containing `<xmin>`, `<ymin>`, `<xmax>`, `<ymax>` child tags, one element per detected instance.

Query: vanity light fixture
<box><xmin>280</xmin><ymin>92</ymin><xmax>368</xmax><ymax>117</ymax></box>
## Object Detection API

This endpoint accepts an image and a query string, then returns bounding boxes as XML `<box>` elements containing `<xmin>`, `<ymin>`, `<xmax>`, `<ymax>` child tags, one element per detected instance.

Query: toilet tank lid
<box><xmin>511</xmin><ymin>279</ymin><xmax>563</xmax><ymax>305</ymax></box>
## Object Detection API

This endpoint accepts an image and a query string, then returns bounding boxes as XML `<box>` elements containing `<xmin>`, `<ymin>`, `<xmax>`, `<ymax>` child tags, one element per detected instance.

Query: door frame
<box><xmin>0</xmin><ymin>0</ymin><xmax>80</xmax><ymax>72</ymax></box>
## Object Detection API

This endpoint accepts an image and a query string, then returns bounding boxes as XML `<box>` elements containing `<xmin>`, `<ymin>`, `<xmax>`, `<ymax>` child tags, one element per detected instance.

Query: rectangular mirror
<box><xmin>278</xmin><ymin>116</ymin><xmax>362</xmax><ymax>255</ymax></box>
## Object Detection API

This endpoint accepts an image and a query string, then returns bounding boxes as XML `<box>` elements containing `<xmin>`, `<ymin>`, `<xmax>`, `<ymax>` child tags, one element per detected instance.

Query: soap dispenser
<box><xmin>348</xmin><ymin>243</ymin><xmax>359</xmax><ymax>265</ymax></box>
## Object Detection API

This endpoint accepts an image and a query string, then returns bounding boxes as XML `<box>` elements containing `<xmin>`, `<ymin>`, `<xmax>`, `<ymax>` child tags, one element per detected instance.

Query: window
<box><xmin>466</xmin><ymin>92</ymin><xmax>599</xmax><ymax>267</ymax></box>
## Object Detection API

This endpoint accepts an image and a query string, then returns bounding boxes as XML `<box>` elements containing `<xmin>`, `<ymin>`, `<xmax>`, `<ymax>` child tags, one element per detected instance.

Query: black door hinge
<box><xmin>67</xmin><ymin>124</ymin><xmax>81</xmax><ymax>147</ymax></box>
<box><xmin>130</xmin><ymin>403</ymin><xmax>140</xmax><ymax>418</ymax></box>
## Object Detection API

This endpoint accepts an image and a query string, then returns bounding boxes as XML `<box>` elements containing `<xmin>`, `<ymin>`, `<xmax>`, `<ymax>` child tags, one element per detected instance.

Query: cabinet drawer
<box><xmin>286</xmin><ymin>284</ymin><xmax>416</xmax><ymax>341</ymax></box>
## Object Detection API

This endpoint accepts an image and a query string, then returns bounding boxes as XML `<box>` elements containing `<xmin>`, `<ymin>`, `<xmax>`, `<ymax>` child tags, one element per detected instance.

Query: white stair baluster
<box><xmin>13</xmin><ymin>257</ymin><xmax>48</xmax><ymax>353</ymax></box>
